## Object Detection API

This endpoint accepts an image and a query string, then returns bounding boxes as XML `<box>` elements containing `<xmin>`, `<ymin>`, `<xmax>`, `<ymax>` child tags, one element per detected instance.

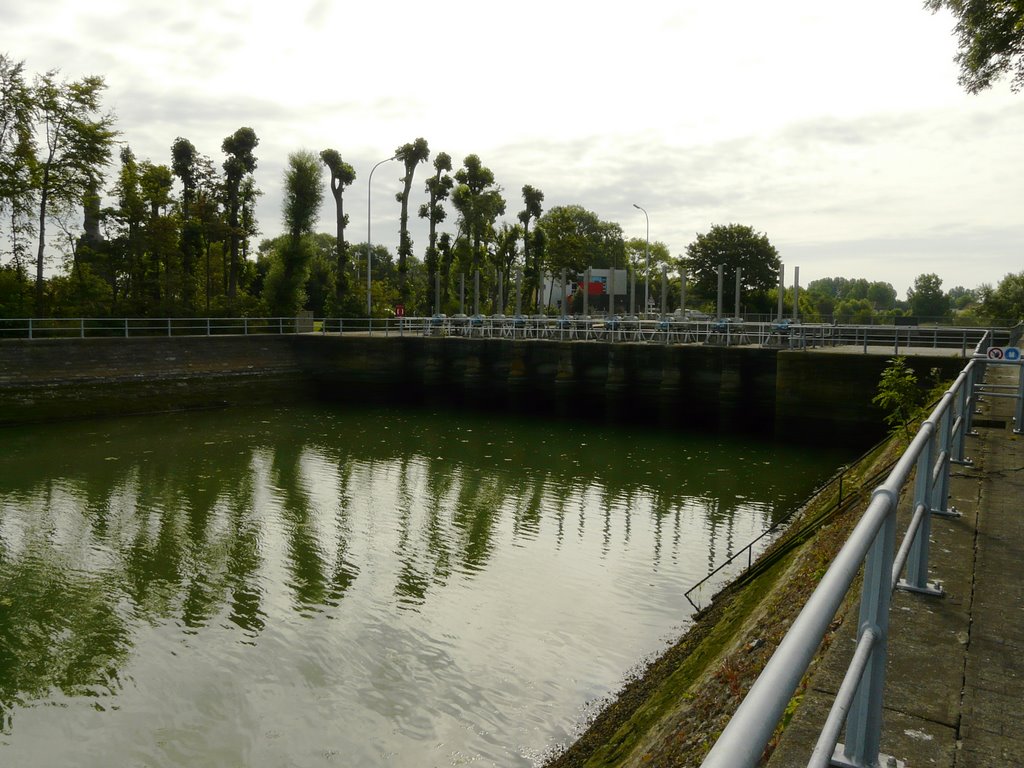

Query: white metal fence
<box><xmin>0</xmin><ymin>315</ymin><xmax>999</xmax><ymax>353</ymax></box>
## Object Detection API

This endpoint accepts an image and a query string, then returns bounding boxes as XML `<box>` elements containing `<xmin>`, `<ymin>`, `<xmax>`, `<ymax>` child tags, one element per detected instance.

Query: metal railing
<box><xmin>682</xmin><ymin>437</ymin><xmax>901</xmax><ymax>614</ymax></box>
<box><xmin>0</xmin><ymin>316</ymin><xmax>317</xmax><ymax>338</ymax></box>
<box><xmin>697</xmin><ymin>331</ymin><xmax>1020</xmax><ymax>767</ymax></box>
<box><xmin>1</xmin><ymin>316</ymin><xmax>998</xmax><ymax>353</ymax></box>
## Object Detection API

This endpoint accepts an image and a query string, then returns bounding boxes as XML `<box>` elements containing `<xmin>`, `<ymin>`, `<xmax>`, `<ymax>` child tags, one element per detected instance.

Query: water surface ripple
<box><xmin>0</xmin><ymin>405</ymin><xmax>849</xmax><ymax>766</ymax></box>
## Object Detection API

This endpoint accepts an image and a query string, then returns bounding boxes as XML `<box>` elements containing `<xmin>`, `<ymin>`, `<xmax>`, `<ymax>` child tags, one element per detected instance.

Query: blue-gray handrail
<box><xmin>699</xmin><ymin>333</ymin><xmax>996</xmax><ymax>767</ymax></box>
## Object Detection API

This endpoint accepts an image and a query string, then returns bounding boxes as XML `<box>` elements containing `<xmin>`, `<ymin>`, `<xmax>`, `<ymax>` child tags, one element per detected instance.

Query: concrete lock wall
<box><xmin>0</xmin><ymin>336</ymin><xmax>964</xmax><ymax>443</ymax></box>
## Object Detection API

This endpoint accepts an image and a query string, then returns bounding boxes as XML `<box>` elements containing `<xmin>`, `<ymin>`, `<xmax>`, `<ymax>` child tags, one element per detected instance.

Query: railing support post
<box><xmin>900</xmin><ymin>423</ymin><xmax>944</xmax><ymax>596</ymax></box>
<box><xmin>1014</xmin><ymin>361</ymin><xmax>1024</xmax><ymax>435</ymax></box>
<box><xmin>932</xmin><ymin>407</ymin><xmax>959</xmax><ymax>518</ymax></box>
<box><xmin>837</xmin><ymin>493</ymin><xmax>896</xmax><ymax>767</ymax></box>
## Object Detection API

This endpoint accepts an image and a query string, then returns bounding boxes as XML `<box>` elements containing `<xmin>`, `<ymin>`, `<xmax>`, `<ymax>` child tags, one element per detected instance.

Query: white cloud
<box><xmin>5</xmin><ymin>0</ymin><xmax>1022</xmax><ymax>297</ymax></box>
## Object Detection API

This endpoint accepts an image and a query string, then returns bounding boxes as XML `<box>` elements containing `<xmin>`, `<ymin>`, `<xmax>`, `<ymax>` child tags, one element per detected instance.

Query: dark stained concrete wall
<box><xmin>0</xmin><ymin>336</ymin><xmax>966</xmax><ymax>443</ymax></box>
<box><xmin>0</xmin><ymin>336</ymin><xmax>311</xmax><ymax>424</ymax></box>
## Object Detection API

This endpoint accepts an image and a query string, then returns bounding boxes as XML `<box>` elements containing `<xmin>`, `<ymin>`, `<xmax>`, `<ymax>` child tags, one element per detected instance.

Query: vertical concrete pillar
<box><xmin>630</xmin><ymin>269</ymin><xmax>636</xmax><ymax>315</ymax></box>
<box><xmin>716</xmin><ymin>264</ymin><xmax>724</xmax><ymax>319</ymax></box>
<box><xmin>793</xmin><ymin>266</ymin><xmax>800</xmax><ymax>323</ymax></box>
<box><xmin>680</xmin><ymin>269</ymin><xmax>687</xmax><ymax>316</ymax></box>
<box><xmin>734</xmin><ymin>267</ymin><xmax>742</xmax><ymax>319</ymax></box>
<box><xmin>661</xmin><ymin>266</ymin><xmax>668</xmax><ymax>319</ymax></box>
<box><xmin>778</xmin><ymin>263</ymin><xmax>785</xmax><ymax>321</ymax></box>
<box><xmin>583</xmin><ymin>267</ymin><xmax>590</xmax><ymax>317</ymax></box>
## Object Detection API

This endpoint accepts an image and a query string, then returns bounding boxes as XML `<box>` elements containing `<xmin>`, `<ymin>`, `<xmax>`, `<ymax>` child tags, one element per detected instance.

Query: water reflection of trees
<box><xmin>0</xmin><ymin>406</ymin><xmax>841</xmax><ymax>728</ymax></box>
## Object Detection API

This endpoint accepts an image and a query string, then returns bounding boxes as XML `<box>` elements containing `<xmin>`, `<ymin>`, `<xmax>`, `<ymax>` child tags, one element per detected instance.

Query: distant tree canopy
<box><xmin>907</xmin><ymin>272</ymin><xmax>950</xmax><ymax>319</ymax></box>
<box><xmin>927</xmin><ymin>0</ymin><xmax>1024</xmax><ymax>92</ymax></box>
<box><xmin>683</xmin><ymin>224</ymin><xmax>780</xmax><ymax>311</ymax></box>
<box><xmin>2</xmin><ymin>51</ymin><xmax>1017</xmax><ymax>323</ymax></box>
<box><xmin>978</xmin><ymin>271</ymin><xmax>1024</xmax><ymax>322</ymax></box>
<box><xmin>538</xmin><ymin>205</ymin><xmax>625</xmax><ymax>276</ymax></box>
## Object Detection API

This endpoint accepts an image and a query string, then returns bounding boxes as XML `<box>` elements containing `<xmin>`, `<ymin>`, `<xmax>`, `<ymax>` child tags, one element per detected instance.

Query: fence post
<box><xmin>167</xmin><ymin>318</ymin><xmax>172</xmax><ymax>337</ymax></box>
<box><xmin>28</xmin><ymin>318</ymin><xmax>33</xmax><ymax>340</ymax></box>
<box><xmin>81</xmin><ymin>318</ymin><xmax>85</xmax><ymax>339</ymax></box>
<box><xmin>933</xmin><ymin>406</ymin><xmax>958</xmax><ymax>517</ymax></box>
<box><xmin>839</xmin><ymin>490</ymin><xmax>896</xmax><ymax>766</ymax></box>
<box><xmin>124</xmin><ymin>318</ymin><xmax>129</xmax><ymax>338</ymax></box>
<box><xmin>953</xmin><ymin>369</ymin><xmax>970</xmax><ymax>463</ymax></box>
<box><xmin>1014</xmin><ymin>361</ymin><xmax>1024</xmax><ymax>435</ymax></box>
<box><xmin>902</xmin><ymin>423</ymin><xmax>942</xmax><ymax>595</ymax></box>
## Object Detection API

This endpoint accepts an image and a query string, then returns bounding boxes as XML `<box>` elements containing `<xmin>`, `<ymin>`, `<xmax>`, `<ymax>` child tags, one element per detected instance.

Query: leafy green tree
<box><xmin>31</xmin><ymin>70</ymin><xmax>117</xmax><ymax>308</ymax></box>
<box><xmin>171</xmin><ymin>137</ymin><xmax>204</xmax><ymax>312</ymax></box>
<box><xmin>436</xmin><ymin>231</ymin><xmax>455</xmax><ymax>309</ymax></box>
<box><xmin>221</xmin><ymin>127</ymin><xmax>258</xmax><ymax>302</ymax></box>
<box><xmin>867</xmin><ymin>281</ymin><xmax>897</xmax><ymax>310</ymax></box>
<box><xmin>451</xmin><ymin>155</ymin><xmax>506</xmax><ymax>279</ymax></box>
<box><xmin>110</xmin><ymin>146</ymin><xmax>148</xmax><ymax>309</ymax></box>
<box><xmin>834</xmin><ymin>297</ymin><xmax>875</xmax><ymax>324</ymax></box>
<box><xmin>394</xmin><ymin>138</ymin><xmax>429</xmax><ymax>305</ymax></box>
<box><xmin>927</xmin><ymin>0</ymin><xmax>1024</xmax><ymax>92</ymax></box>
<box><xmin>319</xmin><ymin>149</ymin><xmax>356</xmax><ymax>310</ymax></box>
<box><xmin>350</xmin><ymin>242</ymin><xmax>399</xmax><ymax>316</ymax></box>
<box><xmin>1</xmin><ymin>55</ymin><xmax>37</xmax><ymax>274</ymax></box>
<box><xmin>419</xmin><ymin>152</ymin><xmax>453</xmax><ymax>312</ymax></box>
<box><xmin>683</xmin><ymin>224</ymin><xmax>780</xmax><ymax>312</ymax></box>
<box><xmin>0</xmin><ymin>264</ymin><xmax>31</xmax><ymax>316</ymax></box>
<box><xmin>978</xmin><ymin>272</ymin><xmax>1024</xmax><ymax>322</ymax></box>
<box><xmin>625</xmin><ymin>237</ymin><xmax>671</xmax><ymax>278</ymax></box>
<box><xmin>907</xmin><ymin>272</ymin><xmax>949</xmax><ymax>320</ymax></box>
<box><xmin>265</xmin><ymin>150</ymin><xmax>323</xmax><ymax>316</ymax></box>
<box><xmin>873</xmin><ymin>357</ymin><xmax>922</xmax><ymax>438</ymax></box>
<box><xmin>492</xmin><ymin>222</ymin><xmax>522</xmax><ymax>312</ymax></box>
<box><xmin>538</xmin><ymin>205</ymin><xmax>625</xmax><ymax>277</ymax></box>
<box><xmin>517</xmin><ymin>185</ymin><xmax>544</xmax><ymax>312</ymax></box>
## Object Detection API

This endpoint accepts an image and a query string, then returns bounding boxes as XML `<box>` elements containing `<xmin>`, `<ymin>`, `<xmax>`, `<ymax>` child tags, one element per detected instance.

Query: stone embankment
<box><xmin>0</xmin><ymin>335</ymin><xmax>963</xmax><ymax>443</ymax></box>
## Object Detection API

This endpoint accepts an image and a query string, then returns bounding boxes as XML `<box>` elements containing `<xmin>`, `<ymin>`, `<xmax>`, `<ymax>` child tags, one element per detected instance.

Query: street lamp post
<box><xmin>633</xmin><ymin>203</ymin><xmax>649</xmax><ymax>317</ymax></box>
<box><xmin>367</xmin><ymin>154</ymin><xmax>396</xmax><ymax>317</ymax></box>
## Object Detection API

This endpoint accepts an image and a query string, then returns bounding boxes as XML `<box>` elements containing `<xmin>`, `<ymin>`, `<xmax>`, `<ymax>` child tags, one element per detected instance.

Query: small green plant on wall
<box><xmin>873</xmin><ymin>357</ymin><xmax>922</xmax><ymax>439</ymax></box>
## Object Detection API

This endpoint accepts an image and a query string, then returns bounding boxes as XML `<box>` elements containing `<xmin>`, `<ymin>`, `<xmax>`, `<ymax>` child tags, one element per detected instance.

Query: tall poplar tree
<box><xmin>319</xmin><ymin>148</ymin><xmax>356</xmax><ymax>308</ymax></box>
<box><xmin>171</xmin><ymin>137</ymin><xmax>202</xmax><ymax>312</ymax></box>
<box><xmin>451</xmin><ymin>154</ymin><xmax>505</xmax><ymax>278</ymax></box>
<box><xmin>418</xmin><ymin>152</ymin><xmax>453</xmax><ymax>311</ymax></box>
<box><xmin>517</xmin><ymin>185</ymin><xmax>544</xmax><ymax>312</ymax></box>
<box><xmin>221</xmin><ymin>126</ymin><xmax>258</xmax><ymax>302</ymax></box>
<box><xmin>394</xmin><ymin>137</ymin><xmax>429</xmax><ymax>304</ymax></box>
<box><xmin>265</xmin><ymin>150</ymin><xmax>323</xmax><ymax>316</ymax></box>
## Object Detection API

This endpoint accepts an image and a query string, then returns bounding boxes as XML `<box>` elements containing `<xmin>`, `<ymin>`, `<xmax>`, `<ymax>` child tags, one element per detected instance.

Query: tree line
<box><xmin>1</xmin><ymin>53</ymin><xmax>1021</xmax><ymax>324</ymax></box>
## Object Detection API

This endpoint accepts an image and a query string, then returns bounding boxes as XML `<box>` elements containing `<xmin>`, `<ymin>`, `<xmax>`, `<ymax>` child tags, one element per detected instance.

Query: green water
<box><xmin>0</xmin><ymin>404</ymin><xmax>850</xmax><ymax>767</ymax></box>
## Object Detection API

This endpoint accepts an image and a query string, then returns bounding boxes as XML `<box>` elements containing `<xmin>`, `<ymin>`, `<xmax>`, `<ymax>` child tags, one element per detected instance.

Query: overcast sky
<box><xmin>5</xmin><ymin>0</ymin><xmax>1022</xmax><ymax>296</ymax></box>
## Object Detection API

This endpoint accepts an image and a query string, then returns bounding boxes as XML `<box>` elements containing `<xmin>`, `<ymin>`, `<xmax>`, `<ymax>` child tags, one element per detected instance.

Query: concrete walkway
<box><xmin>768</xmin><ymin>361</ymin><xmax>1023</xmax><ymax>767</ymax></box>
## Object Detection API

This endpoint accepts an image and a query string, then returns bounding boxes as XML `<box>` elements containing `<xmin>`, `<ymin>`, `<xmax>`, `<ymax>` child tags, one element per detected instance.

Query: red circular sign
<box><xmin>395</xmin><ymin>304</ymin><xmax>405</xmax><ymax>317</ymax></box>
